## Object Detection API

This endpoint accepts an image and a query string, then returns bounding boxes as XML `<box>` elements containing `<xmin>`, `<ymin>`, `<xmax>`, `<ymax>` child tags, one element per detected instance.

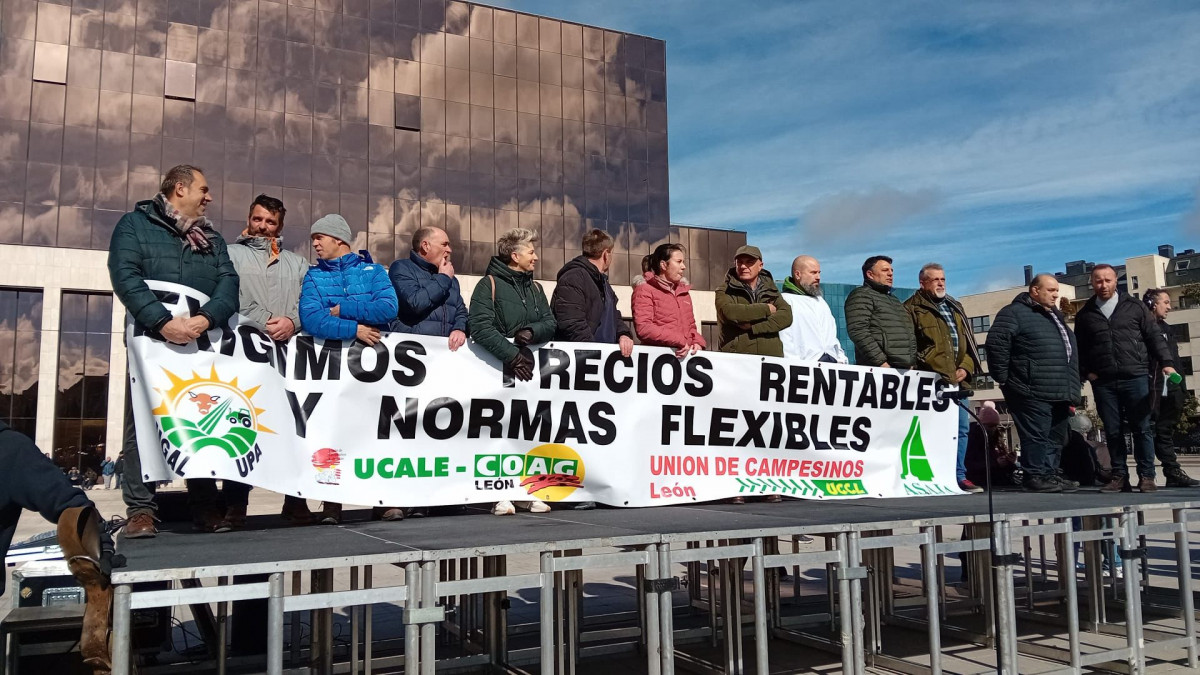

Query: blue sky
<box><xmin>492</xmin><ymin>1</ymin><xmax>1200</xmax><ymax>293</ymax></box>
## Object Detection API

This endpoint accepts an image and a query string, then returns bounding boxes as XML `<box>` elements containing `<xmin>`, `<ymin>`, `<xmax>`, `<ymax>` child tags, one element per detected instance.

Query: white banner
<box><xmin>128</xmin><ymin>282</ymin><xmax>963</xmax><ymax>507</ymax></box>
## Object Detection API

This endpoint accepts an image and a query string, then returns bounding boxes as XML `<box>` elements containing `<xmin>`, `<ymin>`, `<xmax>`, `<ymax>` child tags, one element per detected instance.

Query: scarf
<box><xmin>241</xmin><ymin>229</ymin><xmax>281</xmax><ymax>263</ymax></box>
<box><xmin>154</xmin><ymin>193</ymin><xmax>214</xmax><ymax>253</ymax></box>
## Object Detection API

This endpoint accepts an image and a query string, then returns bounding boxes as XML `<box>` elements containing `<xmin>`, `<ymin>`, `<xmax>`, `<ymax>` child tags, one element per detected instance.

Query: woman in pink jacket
<box><xmin>632</xmin><ymin>243</ymin><xmax>706</xmax><ymax>357</ymax></box>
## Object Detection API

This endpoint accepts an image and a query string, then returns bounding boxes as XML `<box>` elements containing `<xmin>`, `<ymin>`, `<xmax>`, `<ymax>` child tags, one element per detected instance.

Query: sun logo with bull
<box><xmin>150</xmin><ymin>366</ymin><xmax>273</xmax><ymax>458</ymax></box>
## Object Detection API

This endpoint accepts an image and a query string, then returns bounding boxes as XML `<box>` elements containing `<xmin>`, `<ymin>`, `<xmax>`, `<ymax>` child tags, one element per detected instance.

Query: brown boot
<box><xmin>194</xmin><ymin>507</ymin><xmax>228</xmax><ymax>533</ymax></box>
<box><xmin>58</xmin><ymin>506</ymin><xmax>113</xmax><ymax>672</ymax></box>
<box><xmin>320</xmin><ymin>502</ymin><xmax>342</xmax><ymax>525</ymax></box>
<box><xmin>223</xmin><ymin>505</ymin><xmax>248</xmax><ymax>529</ymax></box>
<box><xmin>1137</xmin><ymin>477</ymin><xmax>1157</xmax><ymax>493</ymax></box>
<box><xmin>281</xmin><ymin>496</ymin><xmax>315</xmax><ymax>525</ymax></box>
<box><xmin>124</xmin><ymin>512</ymin><xmax>157</xmax><ymax>539</ymax></box>
<box><xmin>1099</xmin><ymin>476</ymin><xmax>1131</xmax><ymax>493</ymax></box>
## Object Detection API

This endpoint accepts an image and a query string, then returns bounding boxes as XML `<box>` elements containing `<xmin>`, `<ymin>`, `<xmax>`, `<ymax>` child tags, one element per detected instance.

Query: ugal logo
<box><xmin>150</xmin><ymin>366</ymin><xmax>272</xmax><ymax>477</ymax></box>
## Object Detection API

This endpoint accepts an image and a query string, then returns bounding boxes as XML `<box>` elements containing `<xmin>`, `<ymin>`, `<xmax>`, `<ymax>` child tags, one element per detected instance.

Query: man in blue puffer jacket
<box><xmin>389</xmin><ymin>226</ymin><xmax>468</xmax><ymax>344</ymax></box>
<box><xmin>298</xmin><ymin>214</ymin><xmax>398</xmax><ymax>524</ymax></box>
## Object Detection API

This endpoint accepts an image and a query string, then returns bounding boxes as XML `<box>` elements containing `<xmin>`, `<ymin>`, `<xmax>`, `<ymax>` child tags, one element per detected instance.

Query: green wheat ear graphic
<box><xmin>900</xmin><ymin>416</ymin><xmax>935</xmax><ymax>482</ymax></box>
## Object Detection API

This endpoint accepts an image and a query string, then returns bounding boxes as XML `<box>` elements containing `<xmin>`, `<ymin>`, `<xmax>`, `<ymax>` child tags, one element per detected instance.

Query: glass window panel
<box><xmin>445</xmin><ymin>32</ymin><xmax>468</xmax><ymax>70</ymax></box>
<box><xmin>493</xmin><ymin>74</ymin><xmax>515</xmax><ymax>111</ymax></box>
<box><xmin>469</xmin><ymin>37</ymin><xmax>492</xmax><ymax>73</ymax></box>
<box><xmin>493</xmin><ymin>42</ymin><xmax>515</xmax><ymax>78</ymax></box>
<box><xmin>469</xmin><ymin>69</ymin><xmax>492</xmax><ymax>106</ymax></box>
<box><xmin>32</xmin><ymin>41</ymin><xmax>68</xmax><ymax>83</ymax></box>
<box><xmin>582</xmin><ymin>26</ymin><xmax>603</xmax><ymax>61</ymax></box>
<box><xmin>469</xmin><ymin>5</ymin><xmax>492</xmax><ymax>39</ymax></box>
<box><xmin>492</xmin><ymin>8</ymin><xmax>514</xmax><ymax>44</ymax></box>
<box><xmin>445</xmin><ymin>66</ymin><xmax>469</xmax><ymax>104</ymax></box>
<box><xmin>561</xmin><ymin>23</ymin><xmax>582</xmax><ymax>57</ymax></box>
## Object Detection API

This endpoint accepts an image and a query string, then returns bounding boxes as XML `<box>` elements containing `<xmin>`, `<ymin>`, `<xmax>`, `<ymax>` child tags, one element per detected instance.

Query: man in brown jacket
<box><xmin>715</xmin><ymin>245</ymin><xmax>793</xmax><ymax>356</ymax></box>
<box><xmin>904</xmin><ymin>263</ymin><xmax>983</xmax><ymax>493</ymax></box>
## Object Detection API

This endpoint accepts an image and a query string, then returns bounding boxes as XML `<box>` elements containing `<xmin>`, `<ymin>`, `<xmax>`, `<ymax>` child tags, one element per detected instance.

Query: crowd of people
<box><xmin>87</xmin><ymin>164</ymin><xmax>1197</xmax><ymax>539</ymax></box>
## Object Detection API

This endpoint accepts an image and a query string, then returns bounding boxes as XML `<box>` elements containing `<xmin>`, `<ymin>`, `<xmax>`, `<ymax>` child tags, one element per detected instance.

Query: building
<box><xmin>0</xmin><ymin>1</ymin><xmax>749</xmax><ymax>471</ymax></box>
<box><xmin>959</xmin><ymin>243</ymin><xmax>1200</xmax><ymax>419</ymax></box>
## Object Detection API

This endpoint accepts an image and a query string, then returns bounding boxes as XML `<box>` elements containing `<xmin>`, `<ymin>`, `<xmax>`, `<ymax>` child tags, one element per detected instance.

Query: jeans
<box><xmin>121</xmin><ymin>379</ymin><xmax>157</xmax><ymax>517</ymax></box>
<box><xmin>1152</xmin><ymin>386</ymin><xmax>1184</xmax><ymax>472</ymax></box>
<box><xmin>1092</xmin><ymin>377</ymin><xmax>1156</xmax><ymax>479</ymax></box>
<box><xmin>104</xmin><ymin>474</ymin><xmax>115</xmax><ymax>489</ymax></box>
<box><xmin>956</xmin><ymin>401</ymin><xmax>969</xmax><ymax>482</ymax></box>
<box><xmin>1005</xmin><ymin>389</ymin><xmax>1070</xmax><ymax>479</ymax></box>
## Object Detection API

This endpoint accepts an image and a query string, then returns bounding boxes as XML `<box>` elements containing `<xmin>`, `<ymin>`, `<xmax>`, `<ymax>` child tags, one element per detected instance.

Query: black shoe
<box><xmin>1053</xmin><ymin>476</ymin><xmax>1080</xmax><ymax>493</ymax></box>
<box><xmin>1023</xmin><ymin>476</ymin><xmax>1062</xmax><ymax>493</ymax></box>
<box><xmin>1164</xmin><ymin>469</ymin><xmax>1200</xmax><ymax>488</ymax></box>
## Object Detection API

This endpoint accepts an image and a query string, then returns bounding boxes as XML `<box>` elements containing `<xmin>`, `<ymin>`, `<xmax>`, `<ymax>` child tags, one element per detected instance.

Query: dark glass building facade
<box><xmin>0</xmin><ymin>0</ymin><xmax>745</xmax><ymax>284</ymax></box>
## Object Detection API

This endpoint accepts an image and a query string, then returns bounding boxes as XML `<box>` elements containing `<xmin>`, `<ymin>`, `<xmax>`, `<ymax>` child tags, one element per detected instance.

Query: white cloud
<box><xmin>800</xmin><ymin>187</ymin><xmax>941</xmax><ymax>245</ymax></box>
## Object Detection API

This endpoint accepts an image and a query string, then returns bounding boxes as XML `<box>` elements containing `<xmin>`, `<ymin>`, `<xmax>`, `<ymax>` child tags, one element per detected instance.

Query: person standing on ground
<box><xmin>1142</xmin><ymin>289</ymin><xmax>1200</xmax><ymax>487</ymax></box>
<box><xmin>100</xmin><ymin>456</ymin><xmax>116</xmax><ymax>489</ymax></box>
<box><xmin>905</xmin><ymin>263</ymin><xmax>984</xmax><ymax>493</ymax></box>
<box><xmin>845</xmin><ymin>255</ymin><xmax>916</xmax><ymax>369</ymax></box>
<box><xmin>108</xmin><ymin>164</ymin><xmax>239</xmax><ymax>537</ymax></box>
<box><xmin>1075</xmin><ymin>264</ymin><xmax>1176</xmax><ymax>493</ymax></box>
<box><xmin>227</xmin><ymin>194</ymin><xmax>317</xmax><ymax>527</ymax></box>
<box><xmin>986</xmin><ymin>274</ymin><xmax>1081</xmax><ymax>493</ymax></box>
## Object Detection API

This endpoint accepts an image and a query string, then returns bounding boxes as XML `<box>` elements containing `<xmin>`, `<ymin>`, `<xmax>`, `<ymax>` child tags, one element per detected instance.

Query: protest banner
<box><xmin>128</xmin><ymin>282</ymin><xmax>962</xmax><ymax>507</ymax></box>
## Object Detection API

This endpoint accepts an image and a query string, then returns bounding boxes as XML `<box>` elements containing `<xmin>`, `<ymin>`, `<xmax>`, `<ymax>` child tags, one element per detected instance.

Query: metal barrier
<box><xmin>108</xmin><ymin>501</ymin><xmax>1200</xmax><ymax>674</ymax></box>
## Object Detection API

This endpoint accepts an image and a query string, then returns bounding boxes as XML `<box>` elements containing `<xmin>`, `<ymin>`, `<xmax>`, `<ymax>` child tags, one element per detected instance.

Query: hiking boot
<box><xmin>281</xmin><ymin>498</ymin><xmax>315</xmax><ymax>525</ymax></box>
<box><xmin>1099</xmin><ymin>476</ymin><xmax>1131</xmax><ymax>493</ymax></box>
<box><xmin>1137</xmin><ymin>477</ymin><xmax>1157</xmax><ymax>493</ymax></box>
<box><xmin>124</xmin><ymin>513</ymin><xmax>157</xmax><ymax>539</ymax></box>
<box><xmin>319</xmin><ymin>502</ymin><xmax>342</xmax><ymax>525</ymax></box>
<box><xmin>958</xmin><ymin>479</ymin><xmax>984</xmax><ymax>494</ymax></box>
<box><xmin>1023</xmin><ymin>476</ymin><xmax>1062</xmax><ymax>493</ymax></box>
<box><xmin>1053</xmin><ymin>476</ymin><xmax>1080</xmax><ymax>493</ymax></box>
<box><xmin>372</xmin><ymin>507</ymin><xmax>405</xmax><ymax>521</ymax></box>
<box><xmin>1164</xmin><ymin>468</ymin><xmax>1200</xmax><ymax>488</ymax></box>
<box><xmin>223</xmin><ymin>505</ymin><xmax>247</xmax><ymax>530</ymax></box>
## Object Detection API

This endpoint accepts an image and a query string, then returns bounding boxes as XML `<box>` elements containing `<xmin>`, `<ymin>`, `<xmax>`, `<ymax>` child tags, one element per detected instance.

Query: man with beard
<box><xmin>905</xmin><ymin>263</ymin><xmax>984</xmax><ymax>493</ymax></box>
<box><xmin>779</xmin><ymin>255</ymin><xmax>847</xmax><ymax>363</ymax></box>
<box><xmin>226</xmin><ymin>194</ymin><xmax>317</xmax><ymax>526</ymax></box>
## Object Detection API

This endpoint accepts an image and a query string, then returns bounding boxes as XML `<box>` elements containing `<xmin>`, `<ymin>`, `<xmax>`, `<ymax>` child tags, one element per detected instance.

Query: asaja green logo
<box><xmin>900</xmin><ymin>416</ymin><xmax>935</xmax><ymax>482</ymax></box>
<box><xmin>151</xmin><ymin>366</ymin><xmax>273</xmax><ymax>458</ymax></box>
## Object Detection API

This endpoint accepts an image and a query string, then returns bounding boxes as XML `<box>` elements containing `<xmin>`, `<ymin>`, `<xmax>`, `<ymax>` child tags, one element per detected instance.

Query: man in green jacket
<box><xmin>108</xmin><ymin>165</ymin><xmax>240</xmax><ymax>538</ymax></box>
<box><xmin>715</xmin><ymin>245</ymin><xmax>792</xmax><ymax>357</ymax></box>
<box><xmin>904</xmin><ymin>263</ymin><xmax>983</xmax><ymax>493</ymax></box>
<box><xmin>845</xmin><ymin>255</ymin><xmax>916</xmax><ymax>369</ymax></box>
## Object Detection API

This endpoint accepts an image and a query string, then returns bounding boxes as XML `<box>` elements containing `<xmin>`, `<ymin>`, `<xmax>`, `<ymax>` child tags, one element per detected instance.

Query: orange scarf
<box><xmin>242</xmin><ymin>230</ymin><xmax>281</xmax><ymax>263</ymax></box>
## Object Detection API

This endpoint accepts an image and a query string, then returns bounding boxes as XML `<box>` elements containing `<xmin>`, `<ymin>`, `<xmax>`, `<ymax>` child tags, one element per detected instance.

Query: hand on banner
<box><xmin>511</xmin><ymin>347</ymin><xmax>535</xmax><ymax>381</ymax></box>
<box><xmin>329</xmin><ymin>304</ymin><xmax>340</xmax><ymax>317</ymax></box>
<box><xmin>674</xmin><ymin>343</ymin><xmax>701</xmax><ymax>359</ymax></box>
<box><xmin>356</xmin><ymin>324</ymin><xmax>381</xmax><ymax>346</ymax></box>
<box><xmin>266</xmin><ymin>317</ymin><xmax>296</xmax><ymax>341</ymax></box>
<box><xmin>513</xmin><ymin>328</ymin><xmax>535</xmax><ymax>347</ymax></box>
<box><xmin>159</xmin><ymin>316</ymin><xmax>194</xmax><ymax>345</ymax></box>
<box><xmin>954</xmin><ymin>368</ymin><xmax>968</xmax><ymax>383</ymax></box>
<box><xmin>880</xmin><ymin>362</ymin><xmax>890</xmax><ymax>368</ymax></box>
<box><xmin>448</xmin><ymin>329</ymin><xmax>466</xmax><ymax>351</ymax></box>
<box><xmin>184</xmin><ymin>315</ymin><xmax>211</xmax><ymax>337</ymax></box>
<box><xmin>618</xmin><ymin>335</ymin><xmax>634</xmax><ymax>357</ymax></box>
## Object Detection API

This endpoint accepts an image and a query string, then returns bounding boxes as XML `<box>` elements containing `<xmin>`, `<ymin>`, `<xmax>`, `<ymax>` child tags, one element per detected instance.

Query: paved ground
<box><xmin>5</xmin><ymin>458</ymin><xmax>1200</xmax><ymax>673</ymax></box>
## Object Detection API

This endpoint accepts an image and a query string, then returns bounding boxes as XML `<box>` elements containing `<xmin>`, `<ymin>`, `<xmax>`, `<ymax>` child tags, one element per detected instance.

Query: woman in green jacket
<box><xmin>468</xmin><ymin>228</ymin><xmax>557</xmax><ymax>515</ymax></box>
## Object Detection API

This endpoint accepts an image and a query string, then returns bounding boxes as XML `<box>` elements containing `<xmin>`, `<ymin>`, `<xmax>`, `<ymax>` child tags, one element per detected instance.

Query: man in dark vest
<box><xmin>845</xmin><ymin>255</ymin><xmax>916</xmax><ymax>369</ymax></box>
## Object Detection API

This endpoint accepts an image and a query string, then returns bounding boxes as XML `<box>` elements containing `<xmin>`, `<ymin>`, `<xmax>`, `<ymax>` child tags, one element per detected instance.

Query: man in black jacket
<box><xmin>551</xmin><ymin>228</ymin><xmax>635</xmax><ymax>358</ymax></box>
<box><xmin>986</xmin><ymin>274</ymin><xmax>1081</xmax><ymax>492</ymax></box>
<box><xmin>1075</xmin><ymin>264</ymin><xmax>1176</xmax><ymax>493</ymax></box>
<box><xmin>1143</xmin><ymin>289</ymin><xmax>1200</xmax><ymax>487</ymax></box>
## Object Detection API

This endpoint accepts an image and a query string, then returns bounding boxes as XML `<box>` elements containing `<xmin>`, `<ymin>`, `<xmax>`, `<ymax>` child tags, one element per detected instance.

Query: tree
<box><xmin>1177</xmin><ymin>393</ymin><xmax>1199</xmax><ymax>437</ymax></box>
<box><xmin>1181</xmin><ymin>284</ymin><xmax>1200</xmax><ymax>309</ymax></box>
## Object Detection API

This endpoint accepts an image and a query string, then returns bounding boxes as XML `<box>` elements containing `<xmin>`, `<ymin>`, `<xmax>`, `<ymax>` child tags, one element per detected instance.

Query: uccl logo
<box><xmin>151</xmin><ymin>366</ymin><xmax>272</xmax><ymax>458</ymax></box>
<box><xmin>519</xmin><ymin>444</ymin><xmax>586</xmax><ymax>502</ymax></box>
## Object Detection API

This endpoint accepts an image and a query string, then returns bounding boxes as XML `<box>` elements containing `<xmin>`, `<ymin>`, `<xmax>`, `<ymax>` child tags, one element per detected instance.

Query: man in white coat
<box><xmin>779</xmin><ymin>256</ymin><xmax>848</xmax><ymax>363</ymax></box>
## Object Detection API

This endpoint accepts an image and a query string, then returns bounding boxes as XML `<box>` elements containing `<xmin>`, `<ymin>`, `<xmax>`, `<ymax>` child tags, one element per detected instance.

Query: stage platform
<box><xmin>104</xmin><ymin>489</ymin><xmax>1200</xmax><ymax>675</ymax></box>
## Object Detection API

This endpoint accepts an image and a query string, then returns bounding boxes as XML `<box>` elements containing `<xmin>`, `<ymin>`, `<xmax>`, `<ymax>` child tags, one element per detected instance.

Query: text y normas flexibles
<box><xmin>128</xmin><ymin>282</ymin><xmax>962</xmax><ymax>507</ymax></box>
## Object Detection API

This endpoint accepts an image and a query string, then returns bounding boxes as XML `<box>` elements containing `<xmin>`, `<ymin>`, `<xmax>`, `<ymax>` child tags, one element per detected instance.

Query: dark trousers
<box><xmin>121</xmin><ymin>377</ymin><xmax>218</xmax><ymax>517</ymax></box>
<box><xmin>1093</xmin><ymin>377</ymin><xmax>1156</xmax><ymax>479</ymax></box>
<box><xmin>1152</xmin><ymin>386</ymin><xmax>1184</xmax><ymax>472</ymax></box>
<box><xmin>1006</xmin><ymin>389</ymin><xmax>1070</xmax><ymax>479</ymax></box>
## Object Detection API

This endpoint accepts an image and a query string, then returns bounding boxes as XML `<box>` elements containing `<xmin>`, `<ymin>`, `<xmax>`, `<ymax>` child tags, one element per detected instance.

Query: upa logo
<box><xmin>519</xmin><ymin>444</ymin><xmax>586</xmax><ymax>502</ymax></box>
<box><xmin>151</xmin><ymin>366</ymin><xmax>272</xmax><ymax>468</ymax></box>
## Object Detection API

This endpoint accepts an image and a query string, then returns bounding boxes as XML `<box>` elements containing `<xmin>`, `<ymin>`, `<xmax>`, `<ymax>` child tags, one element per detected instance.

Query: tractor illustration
<box><xmin>227</xmin><ymin>408</ymin><xmax>253</xmax><ymax>428</ymax></box>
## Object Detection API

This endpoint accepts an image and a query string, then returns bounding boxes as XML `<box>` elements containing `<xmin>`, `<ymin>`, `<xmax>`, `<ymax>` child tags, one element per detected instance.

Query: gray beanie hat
<box><xmin>310</xmin><ymin>214</ymin><xmax>352</xmax><ymax>244</ymax></box>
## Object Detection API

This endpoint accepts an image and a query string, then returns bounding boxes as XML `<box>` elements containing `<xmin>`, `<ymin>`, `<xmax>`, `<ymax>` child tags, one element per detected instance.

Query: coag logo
<box><xmin>518</xmin><ymin>444</ymin><xmax>586</xmax><ymax>502</ymax></box>
<box><xmin>151</xmin><ymin>366</ymin><xmax>272</xmax><ymax>458</ymax></box>
<box><xmin>899</xmin><ymin>416</ymin><xmax>934</xmax><ymax>482</ymax></box>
